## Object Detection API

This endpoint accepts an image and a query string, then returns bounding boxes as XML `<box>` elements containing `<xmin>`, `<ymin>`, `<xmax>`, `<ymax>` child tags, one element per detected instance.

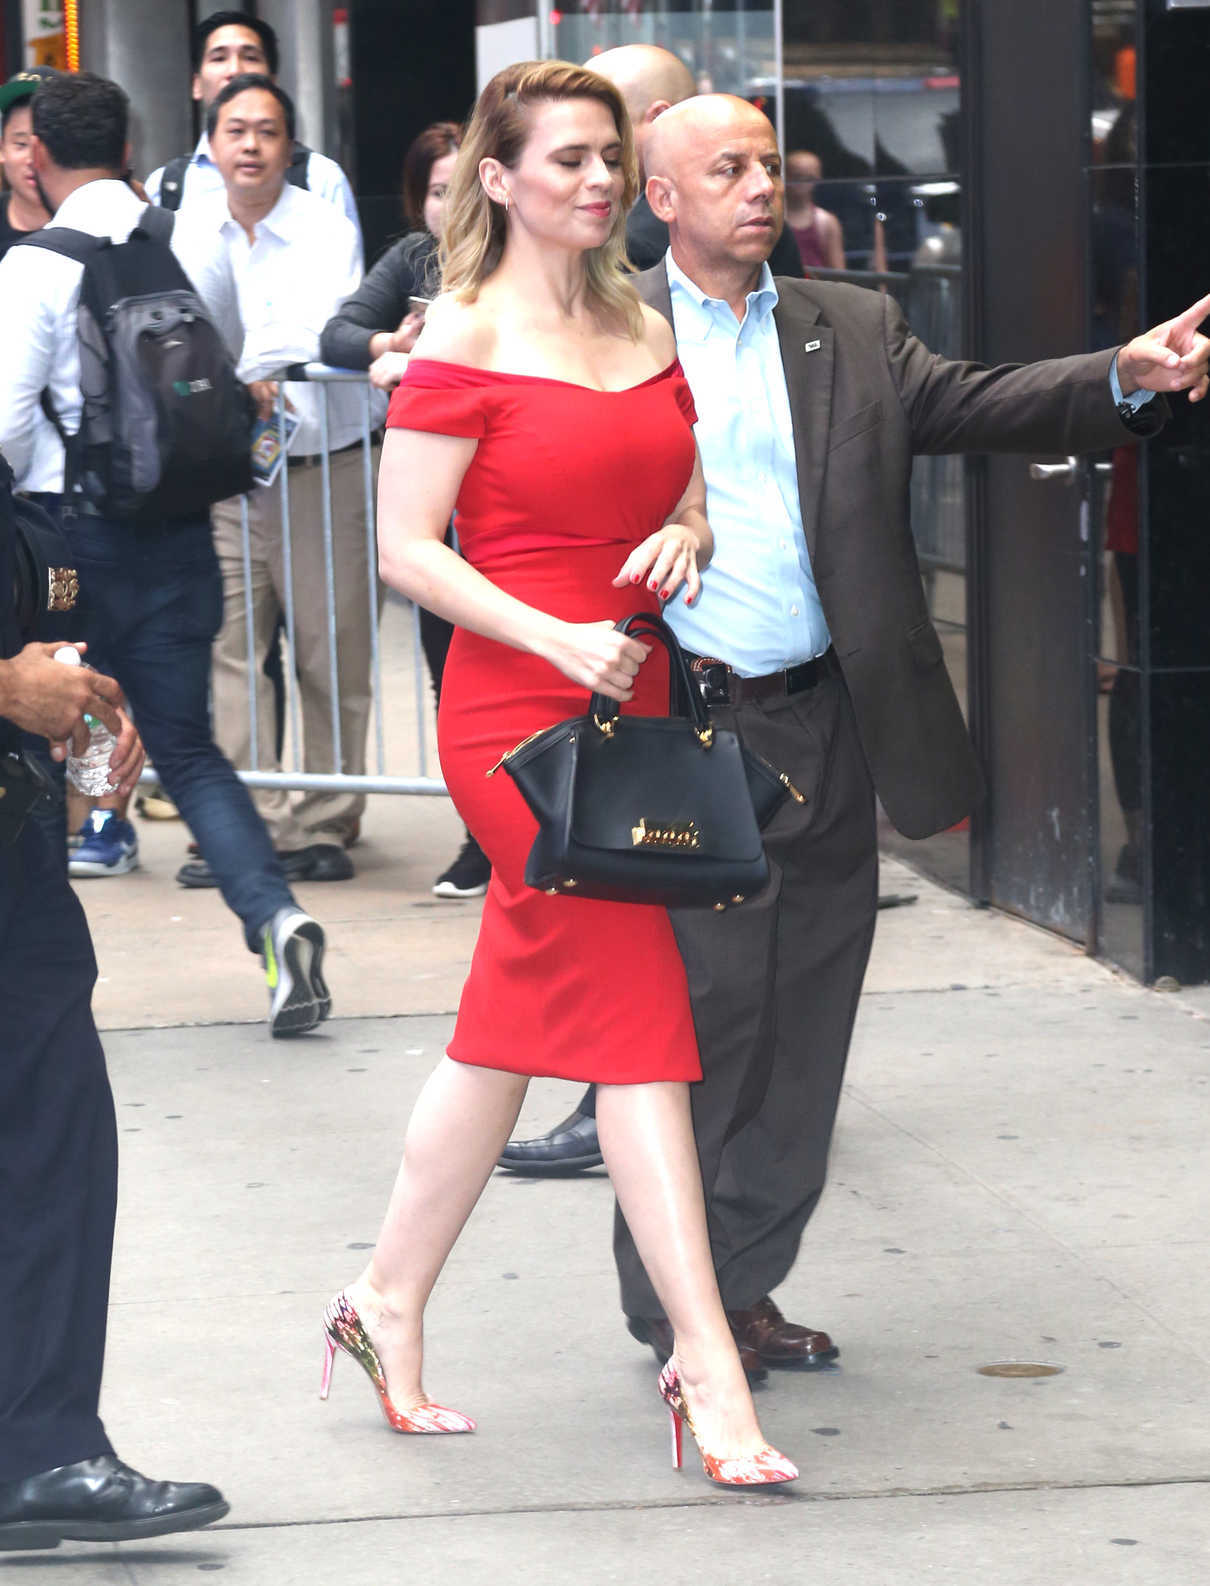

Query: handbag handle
<box><xmin>588</xmin><ymin>611</ymin><xmax>714</xmax><ymax>741</ymax></box>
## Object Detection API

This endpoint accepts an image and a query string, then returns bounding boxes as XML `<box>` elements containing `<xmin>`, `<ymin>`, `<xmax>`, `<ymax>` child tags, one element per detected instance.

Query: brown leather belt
<box><xmin>683</xmin><ymin>646</ymin><xmax>839</xmax><ymax>707</ymax></box>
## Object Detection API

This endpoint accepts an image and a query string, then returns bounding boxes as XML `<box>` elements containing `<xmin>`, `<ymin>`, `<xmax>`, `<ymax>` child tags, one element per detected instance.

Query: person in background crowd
<box><xmin>0</xmin><ymin>71</ymin><xmax>331</xmax><ymax>1037</ymax></box>
<box><xmin>784</xmin><ymin>149</ymin><xmax>845</xmax><ymax>271</ymax></box>
<box><xmin>504</xmin><ymin>92</ymin><xmax>1204</xmax><ymax>1386</ymax></box>
<box><xmin>589</xmin><ymin>43</ymin><xmax>804</xmax><ymax>278</ymax></box>
<box><xmin>321</xmin><ymin>120</ymin><xmax>492</xmax><ymax>900</ymax></box>
<box><xmin>144</xmin><ymin>8</ymin><xmax>359</xmax><ymax>239</ymax></box>
<box><xmin>322</xmin><ymin>122</ymin><xmax>460</xmax><ymax>391</ymax></box>
<box><xmin>0</xmin><ymin>460</ymin><xmax>230</xmax><ymax>1550</ymax></box>
<box><xmin>1</xmin><ymin>64</ymin><xmax>155</xmax><ymax>875</ymax></box>
<box><xmin>0</xmin><ymin>69</ymin><xmax>53</xmax><ymax>261</ymax></box>
<box><xmin>140</xmin><ymin>8</ymin><xmax>363</xmax><ymax>838</ymax></box>
<box><xmin>172</xmin><ymin>75</ymin><xmax>379</xmax><ymax>888</ymax></box>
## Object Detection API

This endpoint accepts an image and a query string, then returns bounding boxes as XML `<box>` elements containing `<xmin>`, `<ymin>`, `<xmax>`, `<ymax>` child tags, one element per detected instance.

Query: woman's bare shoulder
<box><xmin>410</xmin><ymin>292</ymin><xmax>498</xmax><ymax>367</ymax></box>
<box><xmin>638</xmin><ymin>300</ymin><xmax>677</xmax><ymax>366</ymax></box>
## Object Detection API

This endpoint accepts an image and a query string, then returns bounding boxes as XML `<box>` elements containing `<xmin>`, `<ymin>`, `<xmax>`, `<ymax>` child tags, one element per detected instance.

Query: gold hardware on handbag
<box><xmin>631</xmin><ymin>818</ymin><xmax>702</xmax><ymax>850</ymax></box>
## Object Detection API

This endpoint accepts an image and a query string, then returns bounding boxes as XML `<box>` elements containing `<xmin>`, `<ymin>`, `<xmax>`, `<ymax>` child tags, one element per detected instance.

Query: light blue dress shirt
<box><xmin>1109</xmin><ymin>354</ymin><xmax>1154</xmax><ymax>414</ymax></box>
<box><xmin>662</xmin><ymin>254</ymin><xmax>1151</xmax><ymax>676</ymax></box>
<box><xmin>662</xmin><ymin>252</ymin><xmax>832</xmax><ymax>676</ymax></box>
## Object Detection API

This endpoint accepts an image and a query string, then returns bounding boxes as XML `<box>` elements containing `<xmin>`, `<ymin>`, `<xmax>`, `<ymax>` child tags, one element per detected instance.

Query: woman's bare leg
<box><xmin>346</xmin><ymin>1057</ymin><xmax>529</xmax><ymax>1407</ymax></box>
<box><xmin>595</xmin><ymin>1080</ymin><xmax>769</xmax><ymax>1458</ymax></box>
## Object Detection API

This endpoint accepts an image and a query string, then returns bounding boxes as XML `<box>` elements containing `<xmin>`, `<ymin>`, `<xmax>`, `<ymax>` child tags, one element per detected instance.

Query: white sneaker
<box><xmin>261</xmin><ymin>908</ymin><xmax>330</xmax><ymax>1037</ymax></box>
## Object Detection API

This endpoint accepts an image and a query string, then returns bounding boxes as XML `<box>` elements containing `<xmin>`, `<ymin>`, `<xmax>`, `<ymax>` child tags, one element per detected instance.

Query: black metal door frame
<box><xmin>960</xmin><ymin>0</ymin><xmax>1101</xmax><ymax>948</ymax></box>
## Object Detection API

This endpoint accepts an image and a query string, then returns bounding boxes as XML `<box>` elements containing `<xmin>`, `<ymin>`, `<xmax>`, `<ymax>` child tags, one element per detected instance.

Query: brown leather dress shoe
<box><xmin>727</xmin><ymin>1296</ymin><xmax>839</xmax><ymax>1368</ymax></box>
<box><xmin>626</xmin><ymin>1315</ymin><xmax>768</xmax><ymax>1383</ymax></box>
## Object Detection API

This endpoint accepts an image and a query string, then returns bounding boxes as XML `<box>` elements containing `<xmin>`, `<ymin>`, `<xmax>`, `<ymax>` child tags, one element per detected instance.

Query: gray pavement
<box><xmin>41</xmin><ymin>828</ymin><xmax>1210</xmax><ymax>1582</ymax></box>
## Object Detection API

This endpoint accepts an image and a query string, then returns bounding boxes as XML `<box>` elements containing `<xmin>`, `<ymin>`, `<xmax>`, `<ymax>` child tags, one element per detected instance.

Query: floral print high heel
<box><xmin>658</xmin><ymin>1361</ymin><xmax>797</xmax><ymax>1487</ymax></box>
<box><xmin>320</xmin><ymin>1290</ymin><xmax>475</xmax><ymax>1434</ymax></box>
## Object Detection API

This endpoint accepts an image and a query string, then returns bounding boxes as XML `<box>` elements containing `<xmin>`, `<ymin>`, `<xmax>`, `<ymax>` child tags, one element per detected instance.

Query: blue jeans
<box><xmin>58</xmin><ymin>505</ymin><xmax>296</xmax><ymax>951</ymax></box>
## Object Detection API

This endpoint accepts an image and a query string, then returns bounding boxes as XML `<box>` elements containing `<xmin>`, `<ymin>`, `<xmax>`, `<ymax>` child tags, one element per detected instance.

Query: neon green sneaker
<box><xmin>262</xmin><ymin>907</ymin><xmax>330</xmax><ymax>1036</ymax></box>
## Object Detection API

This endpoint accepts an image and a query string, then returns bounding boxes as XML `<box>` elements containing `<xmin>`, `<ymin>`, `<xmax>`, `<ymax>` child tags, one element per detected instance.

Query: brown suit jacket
<box><xmin>637</xmin><ymin>264</ymin><xmax>1154</xmax><ymax>840</ymax></box>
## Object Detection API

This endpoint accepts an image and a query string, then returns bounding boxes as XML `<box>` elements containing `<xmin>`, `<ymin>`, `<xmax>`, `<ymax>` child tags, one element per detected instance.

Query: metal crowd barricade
<box><xmin>226</xmin><ymin>363</ymin><xmax>446</xmax><ymax>798</ymax></box>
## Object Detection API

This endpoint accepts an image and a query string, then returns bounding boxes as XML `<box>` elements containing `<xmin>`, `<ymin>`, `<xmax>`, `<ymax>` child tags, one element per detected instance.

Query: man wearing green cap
<box><xmin>0</xmin><ymin>68</ymin><xmax>54</xmax><ymax>260</ymax></box>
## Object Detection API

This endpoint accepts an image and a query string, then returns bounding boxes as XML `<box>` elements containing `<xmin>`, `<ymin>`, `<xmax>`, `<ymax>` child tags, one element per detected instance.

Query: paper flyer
<box><xmin>250</xmin><ymin>409</ymin><xmax>301</xmax><ymax>487</ymax></box>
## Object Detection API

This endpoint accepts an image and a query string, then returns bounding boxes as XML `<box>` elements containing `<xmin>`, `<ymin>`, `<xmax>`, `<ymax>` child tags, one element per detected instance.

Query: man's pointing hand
<box><xmin>1117</xmin><ymin>291</ymin><xmax>1210</xmax><ymax>403</ymax></box>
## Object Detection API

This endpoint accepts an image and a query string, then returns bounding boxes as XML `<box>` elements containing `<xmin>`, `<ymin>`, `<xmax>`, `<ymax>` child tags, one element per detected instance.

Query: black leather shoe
<box><xmin>497</xmin><ymin>1110</ymin><xmax>603</xmax><ymax>1173</ymax></box>
<box><xmin>0</xmin><ymin>1455</ymin><xmax>228</xmax><ymax>1550</ymax></box>
<box><xmin>301</xmin><ymin>843</ymin><xmax>354</xmax><ymax>881</ymax></box>
<box><xmin>176</xmin><ymin>849</ymin><xmax>316</xmax><ymax>888</ymax></box>
<box><xmin>627</xmin><ymin>1315</ymin><xmax>768</xmax><ymax>1384</ymax></box>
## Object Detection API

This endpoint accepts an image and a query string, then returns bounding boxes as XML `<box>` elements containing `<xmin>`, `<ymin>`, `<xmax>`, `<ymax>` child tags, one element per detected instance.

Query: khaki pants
<box><xmin>211</xmin><ymin>447</ymin><xmax>376</xmax><ymax>851</ymax></box>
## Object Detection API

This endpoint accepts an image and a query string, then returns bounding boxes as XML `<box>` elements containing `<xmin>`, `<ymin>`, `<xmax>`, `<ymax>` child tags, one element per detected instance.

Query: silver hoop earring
<box><xmin>504</xmin><ymin>193</ymin><xmax>511</xmax><ymax>215</ymax></box>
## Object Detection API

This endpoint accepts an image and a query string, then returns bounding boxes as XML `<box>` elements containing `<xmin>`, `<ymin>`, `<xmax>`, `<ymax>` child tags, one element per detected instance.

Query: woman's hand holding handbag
<box><xmin>488</xmin><ymin>611</ymin><xmax>804</xmax><ymax>909</ymax></box>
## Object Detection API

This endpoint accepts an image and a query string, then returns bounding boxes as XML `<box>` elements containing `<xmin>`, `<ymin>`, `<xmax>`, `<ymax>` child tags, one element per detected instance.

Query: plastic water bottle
<box><xmin>53</xmin><ymin>646</ymin><xmax>120</xmax><ymax>796</ymax></box>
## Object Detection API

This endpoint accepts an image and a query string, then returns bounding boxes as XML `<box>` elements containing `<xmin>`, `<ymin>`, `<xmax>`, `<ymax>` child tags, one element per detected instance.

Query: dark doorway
<box><xmin>350</xmin><ymin>0</ymin><xmax>476</xmax><ymax>263</ymax></box>
<box><xmin>963</xmin><ymin>0</ymin><xmax>1100</xmax><ymax>945</ymax></box>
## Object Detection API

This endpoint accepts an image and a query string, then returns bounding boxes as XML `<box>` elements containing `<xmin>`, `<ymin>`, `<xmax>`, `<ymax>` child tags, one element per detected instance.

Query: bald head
<box><xmin>645</xmin><ymin>95</ymin><xmax>784</xmax><ymax>300</ymax></box>
<box><xmin>588</xmin><ymin>45</ymin><xmax>696</xmax><ymax>178</ymax></box>
<box><xmin>646</xmin><ymin>94</ymin><xmax>775</xmax><ymax>187</ymax></box>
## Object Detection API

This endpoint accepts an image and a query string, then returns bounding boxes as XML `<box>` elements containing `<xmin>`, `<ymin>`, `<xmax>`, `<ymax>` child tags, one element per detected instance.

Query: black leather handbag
<box><xmin>488</xmin><ymin>612</ymin><xmax>804</xmax><ymax>909</ymax></box>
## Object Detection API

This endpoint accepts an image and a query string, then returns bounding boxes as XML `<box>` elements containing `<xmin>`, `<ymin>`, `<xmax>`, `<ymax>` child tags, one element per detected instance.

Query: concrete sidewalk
<box><xmin>52</xmin><ymin>828</ymin><xmax>1210</xmax><ymax>1583</ymax></box>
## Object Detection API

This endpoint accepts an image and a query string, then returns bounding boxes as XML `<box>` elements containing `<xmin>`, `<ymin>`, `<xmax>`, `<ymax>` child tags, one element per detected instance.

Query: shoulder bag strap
<box><xmin>158</xmin><ymin>154</ymin><xmax>190</xmax><ymax>212</ymax></box>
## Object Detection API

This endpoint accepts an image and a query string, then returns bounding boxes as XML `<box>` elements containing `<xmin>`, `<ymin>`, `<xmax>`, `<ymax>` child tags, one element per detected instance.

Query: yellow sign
<box><xmin>24</xmin><ymin>0</ymin><xmax>65</xmax><ymax>68</ymax></box>
<box><xmin>28</xmin><ymin>33</ymin><xmax>67</xmax><ymax>69</ymax></box>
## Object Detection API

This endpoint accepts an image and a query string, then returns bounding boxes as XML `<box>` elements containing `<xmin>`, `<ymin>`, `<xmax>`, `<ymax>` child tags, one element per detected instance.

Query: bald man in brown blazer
<box><xmin>503</xmin><ymin>95</ymin><xmax>1209</xmax><ymax>1379</ymax></box>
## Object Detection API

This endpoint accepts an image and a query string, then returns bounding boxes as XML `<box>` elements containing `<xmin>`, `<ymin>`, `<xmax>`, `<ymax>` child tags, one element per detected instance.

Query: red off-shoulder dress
<box><xmin>386</xmin><ymin>358</ymin><xmax>702</xmax><ymax>1083</ymax></box>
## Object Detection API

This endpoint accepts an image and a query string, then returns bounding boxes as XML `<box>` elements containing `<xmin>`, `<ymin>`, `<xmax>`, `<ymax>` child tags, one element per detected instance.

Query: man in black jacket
<box><xmin>0</xmin><ymin>459</ymin><xmax>228</xmax><ymax>1550</ymax></box>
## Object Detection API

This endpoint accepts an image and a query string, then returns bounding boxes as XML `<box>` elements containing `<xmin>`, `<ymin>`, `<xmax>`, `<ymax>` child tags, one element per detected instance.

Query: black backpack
<box><xmin>157</xmin><ymin>141</ymin><xmax>311</xmax><ymax>211</ymax></box>
<box><xmin>17</xmin><ymin>205</ymin><xmax>254</xmax><ymax>523</ymax></box>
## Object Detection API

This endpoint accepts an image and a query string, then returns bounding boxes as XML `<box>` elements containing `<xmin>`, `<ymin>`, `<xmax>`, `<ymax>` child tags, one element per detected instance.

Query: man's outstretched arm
<box><xmin>890</xmin><ymin>290</ymin><xmax>1209</xmax><ymax>456</ymax></box>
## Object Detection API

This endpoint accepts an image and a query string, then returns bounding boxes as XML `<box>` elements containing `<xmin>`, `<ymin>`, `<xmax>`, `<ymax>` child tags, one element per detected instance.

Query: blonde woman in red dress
<box><xmin>320</xmin><ymin>61</ymin><xmax>797</xmax><ymax>1488</ymax></box>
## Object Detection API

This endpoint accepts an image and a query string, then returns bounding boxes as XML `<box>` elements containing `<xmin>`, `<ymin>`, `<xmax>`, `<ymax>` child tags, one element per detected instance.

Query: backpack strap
<box><xmin>37</xmin><ymin>388</ymin><xmax>82</xmax><ymax>497</ymax></box>
<box><xmin>13</xmin><ymin>230</ymin><xmax>108</xmax><ymax>496</ymax></box>
<box><xmin>132</xmin><ymin>203</ymin><xmax>176</xmax><ymax>245</ymax></box>
<box><xmin>14</xmin><ymin>226</ymin><xmax>107</xmax><ymax>265</ymax></box>
<box><xmin>158</xmin><ymin>154</ymin><xmax>190</xmax><ymax>212</ymax></box>
<box><xmin>287</xmin><ymin>141</ymin><xmax>312</xmax><ymax>190</ymax></box>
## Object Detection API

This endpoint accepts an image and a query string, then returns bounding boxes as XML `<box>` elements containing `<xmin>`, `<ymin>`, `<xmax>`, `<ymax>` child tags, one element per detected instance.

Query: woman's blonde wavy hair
<box><xmin>440</xmin><ymin>59</ymin><xmax>642</xmax><ymax>339</ymax></box>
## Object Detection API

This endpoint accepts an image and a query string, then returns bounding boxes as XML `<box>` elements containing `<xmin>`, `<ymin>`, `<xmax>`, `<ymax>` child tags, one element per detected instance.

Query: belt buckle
<box><xmin>690</xmin><ymin>657</ymin><xmax>731</xmax><ymax>707</ymax></box>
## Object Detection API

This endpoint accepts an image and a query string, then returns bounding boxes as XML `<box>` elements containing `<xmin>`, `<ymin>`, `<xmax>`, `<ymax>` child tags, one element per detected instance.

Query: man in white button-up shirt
<box><xmin>171</xmin><ymin>74</ymin><xmax>380</xmax><ymax>888</ymax></box>
<box><xmin>0</xmin><ymin>70</ymin><xmax>329</xmax><ymax>1040</ymax></box>
<box><xmin>143</xmin><ymin>9</ymin><xmax>360</xmax><ymax>243</ymax></box>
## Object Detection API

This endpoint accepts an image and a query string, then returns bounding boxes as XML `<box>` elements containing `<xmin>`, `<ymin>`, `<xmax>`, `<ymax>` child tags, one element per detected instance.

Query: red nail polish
<box><xmin>660</xmin><ymin>589</ymin><xmax>671</xmax><ymax>600</ymax></box>
<box><xmin>630</xmin><ymin>573</ymin><xmax>641</xmax><ymax>584</ymax></box>
<box><xmin>648</xmin><ymin>580</ymin><xmax>659</xmax><ymax>591</ymax></box>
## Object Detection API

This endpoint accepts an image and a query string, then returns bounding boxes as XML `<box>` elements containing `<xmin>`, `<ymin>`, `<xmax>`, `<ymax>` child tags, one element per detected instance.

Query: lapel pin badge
<box><xmin>804</xmin><ymin>339</ymin><xmax>822</xmax><ymax>353</ymax></box>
